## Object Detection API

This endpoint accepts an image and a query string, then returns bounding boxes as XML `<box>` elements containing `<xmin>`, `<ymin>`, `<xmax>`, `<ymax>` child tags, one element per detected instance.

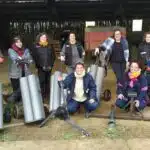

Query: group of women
<box><xmin>1</xmin><ymin>29</ymin><xmax>150</xmax><ymax>113</ymax></box>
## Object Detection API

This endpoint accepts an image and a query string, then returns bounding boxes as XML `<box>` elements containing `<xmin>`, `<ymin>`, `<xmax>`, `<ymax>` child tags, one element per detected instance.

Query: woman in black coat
<box><xmin>32</xmin><ymin>33</ymin><xmax>56</xmax><ymax>100</ymax></box>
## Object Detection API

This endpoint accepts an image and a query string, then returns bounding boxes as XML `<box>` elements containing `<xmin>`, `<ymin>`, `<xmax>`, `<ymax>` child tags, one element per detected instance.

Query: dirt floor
<box><xmin>1</xmin><ymin>56</ymin><xmax>150</xmax><ymax>150</ymax></box>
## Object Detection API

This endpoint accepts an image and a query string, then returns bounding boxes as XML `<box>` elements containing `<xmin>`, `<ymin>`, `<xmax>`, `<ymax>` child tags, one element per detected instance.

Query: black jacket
<box><xmin>31</xmin><ymin>44</ymin><xmax>55</xmax><ymax>69</ymax></box>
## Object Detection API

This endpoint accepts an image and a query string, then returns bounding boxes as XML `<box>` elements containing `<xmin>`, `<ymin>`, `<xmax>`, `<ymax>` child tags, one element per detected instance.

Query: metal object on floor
<box><xmin>87</xmin><ymin>91</ymin><xmax>149</xmax><ymax>121</ymax></box>
<box><xmin>13</xmin><ymin>102</ymin><xmax>24</xmax><ymax>119</ymax></box>
<box><xmin>40</xmin><ymin>71</ymin><xmax>90</xmax><ymax>137</ymax></box>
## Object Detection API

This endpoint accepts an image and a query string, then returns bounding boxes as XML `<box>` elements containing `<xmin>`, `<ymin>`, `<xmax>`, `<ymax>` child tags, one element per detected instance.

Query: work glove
<box><xmin>60</xmin><ymin>56</ymin><xmax>65</xmax><ymax>61</ymax></box>
<box><xmin>117</xmin><ymin>94</ymin><xmax>124</xmax><ymax>100</ymax></box>
<box><xmin>89</xmin><ymin>99</ymin><xmax>95</xmax><ymax>104</ymax></box>
<box><xmin>134</xmin><ymin>100</ymin><xmax>140</xmax><ymax>108</ymax></box>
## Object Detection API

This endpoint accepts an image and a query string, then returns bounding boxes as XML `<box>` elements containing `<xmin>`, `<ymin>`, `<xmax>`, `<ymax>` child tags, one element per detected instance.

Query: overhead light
<box><xmin>132</xmin><ymin>19</ymin><xmax>143</xmax><ymax>32</ymax></box>
<box><xmin>85</xmin><ymin>21</ymin><xmax>95</xmax><ymax>27</ymax></box>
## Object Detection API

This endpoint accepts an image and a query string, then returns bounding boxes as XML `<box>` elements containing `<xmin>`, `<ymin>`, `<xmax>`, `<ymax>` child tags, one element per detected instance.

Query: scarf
<box><xmin>128</xmin><ymin>70</ymin><xmax>141</xmax><ymax>87</ymax></box>
<box><xmin>74</xmin><ymin>70</ymin><xmax>86</xmax><ymax>78</ymax></box>
<box><xmin>39</xmin><ymin>41</ymin><xmax>48</xmax><ymax>47</ymax></box>
<box><xmin>12</xmin><ymin>44</ymin><xmax>24</xmax><ymax>56</ymax></box>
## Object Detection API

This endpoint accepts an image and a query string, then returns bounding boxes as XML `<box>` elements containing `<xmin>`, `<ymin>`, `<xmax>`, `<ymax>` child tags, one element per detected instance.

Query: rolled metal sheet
<box><xmin>95</xmin><ymin>67</ymin><xmax>105</xmax><ymax>101</ymax></box>
<box><xmin>52</xmin><ymin>71</ymin><xmax>61</xmax><ymax>111</ymax></box>
<box><xmin>20</xmin><ymin>77</ymin><xmax>34</xmax><ymax>123</ymax></box>
<box><xmin>89</xmin><ymin>64</ymin><xmax>98</xmax><ymax>80</ymax></box>
<box><xmin>49</xmin><ymin>75</ymin><xmax>54</xmax><ymax>111</ymax></box>
<box><xmin>0</xmin><ymin>83</ymin><xmax>3</xmax><ymax>129</ymax></box>
<box><xmin>27</xmin><ymin>75</ymin><xmax>45</xmax><ymax>121</ymax></box>
<box><xmin>60</xmin><ymin>73</ymin><xmax>67</xmax><ymax>106</ymax></box>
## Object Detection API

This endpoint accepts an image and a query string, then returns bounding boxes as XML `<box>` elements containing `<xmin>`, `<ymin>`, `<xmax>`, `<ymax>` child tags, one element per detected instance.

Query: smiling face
<box><xmin>145</xmin><ymin>34</ymin><xmax>150</xmax><ymax>43</ymax></box>
<box><xmin>114</xmin><ymin>30</ymin><xmax>121</xmax><ymax>42</ymax></box>
<box><xmin>75</xmin><ymin>64</ymin><xmax>85</xmax><ymax>75</ymax></box>
<box><xmin>40</xmin><ymin>34</ymin><xmax>47</xmax><ymax>43</ymax></box>
<box><xmin>69</xmin><ymin>33</ymin><xmax>76</xmax><ymax>44</ymax></box>
<box><xmin>15</xmin><ymin>39</ymin><xmax>23</xmax><ymax>48</ymax></box>
<box><xmin>130</xmin><ymin>62</ymin><xmax>140</xmax><ymax>73</ymax></box>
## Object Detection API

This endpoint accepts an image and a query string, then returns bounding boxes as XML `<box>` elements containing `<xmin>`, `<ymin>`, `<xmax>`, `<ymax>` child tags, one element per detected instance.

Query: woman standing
<box><xmin>32</xmin><ymin>33</ymin><xmax>55</xmax><ymax>100</ymax></box>
<box><xmin>95</xmin><ymin>29</ymin><xmax>129</xmax><ymax>84</ymax></box>
<box><xmin>60</xmin><ymin>32</ymin><xmax>85</xmax><ymax>74</ymax></box>
<box><xmin>8</xmin><ymin>36</ymin><xmax>32</xmax><ymax>102</ymax></box>
<box><xmin>138</xmin><ymin>32</ymin><xmax>150</xmax><ymax>68</ymax></box>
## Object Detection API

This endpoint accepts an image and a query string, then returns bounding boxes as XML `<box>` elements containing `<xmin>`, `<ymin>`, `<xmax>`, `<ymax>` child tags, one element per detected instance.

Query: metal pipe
<box><xmin>0</xmin><ymin>83</ymin><xmax>3</xmax><ymax>129</ymax></box>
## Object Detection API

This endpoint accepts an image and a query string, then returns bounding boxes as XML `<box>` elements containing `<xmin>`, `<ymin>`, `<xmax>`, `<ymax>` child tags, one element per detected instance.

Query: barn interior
<box><xmin>1</xmin><ymin>0</ymin><xmax>150</xmax><ymax>146</ymax></box>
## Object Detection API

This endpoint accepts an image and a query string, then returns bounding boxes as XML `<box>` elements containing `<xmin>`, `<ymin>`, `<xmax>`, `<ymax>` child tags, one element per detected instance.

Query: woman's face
<box><xmin>114</xmin><ymin>31</ymin><xmax>121</xmax><ymax>42</ymax></box>
<box><xmin>69</xmin><ymin>33</ymin><xmax>76</xmax><ymax>42</ymax></box>
<box><xmin>15</xmin><ymin>40</ymin><xmax>22</xmax><ymax>48</ymax></box>
<box><xmin>145</xmin><ymin>34</ymin><xmax>150</xmax><ymax>43</ymax></box>
<box><xmin>75</xmin><ymin>64</ymin><xmax>85</xmax><ymax>75</ymax></box>
<box><xmin>130</xmin><ymin>62</ymin><xmax>140</xmax><ymax>73</ymax></box>
<box><xmin>40</xmin><ymin>34</ymin><xmax>47</xmax><ymax>43</ymax></box>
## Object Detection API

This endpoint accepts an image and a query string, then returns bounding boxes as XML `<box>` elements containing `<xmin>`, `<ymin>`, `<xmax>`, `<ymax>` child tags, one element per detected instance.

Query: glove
<box><xmin>89</xmin><ymin>99</ymin><xmax>95</xmax><ymax>104</ymax></box>
<box><xmin>134</xmin><ymin>100</ymin><xmax>140</xmax><ymax>108</ymax></box>
<box><xmin>94</xmin><ymin>48</ymin><xmax>99</xmax><ymax>55</ymax></box>
<box><xmin>117</xmin><ymin>94</ymin><xmax>124</xmax><ymax>100</ymax></box>
<box><xmin>60</xmin><ymin>56</ymin><xmax>65</xmax><ymax>61</ymax></box>
<box><xmin>0</xmin><ymin>57</ymin><xmax>4</xmax><ymax>63</ymax></box>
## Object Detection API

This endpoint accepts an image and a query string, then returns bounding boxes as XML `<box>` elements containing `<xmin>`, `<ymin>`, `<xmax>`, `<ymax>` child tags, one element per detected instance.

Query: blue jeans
<box><xmin>115</xmin><ymin>98</ymin><xmax>146</xmax><ymax>110</ymax></box>
<box><xmin>67</xmin><ymin>99</ymin><xmax>99</xmax><ymax>114</ymax></box>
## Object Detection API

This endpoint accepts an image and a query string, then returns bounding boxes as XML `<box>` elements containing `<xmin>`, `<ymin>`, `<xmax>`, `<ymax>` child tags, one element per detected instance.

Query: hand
<box><xmin>94</xmin><ymin>48</ymin><xmax>99</xmax><ymax>55</ymax></box>
<box><xmin>58</xmin><ymin>75</ymin><xmax>63</xmax><ymax>81</ymax></box>
<box><xmin>134</xmin><ymin>100</ymin><xmax>140</xmax><ymax>108</ymax></box>
<box><xmin>117</xmin><ymin>94</ymin><xmax>124</xmax><ymax>99</ymax></box>
<box><xmin>60</xmin><ymin>56</ymin><xmax>65</xmax><ymax>61</ymax></box>
<box><xmin>89</xmin><ymin>99</ymin><xmax>95</xmax><ymax>103</ymax></box>
<box><xmin>0</xmin><ymin>57</ymin><xmax>4</xmax><ymax>63</ymax></box>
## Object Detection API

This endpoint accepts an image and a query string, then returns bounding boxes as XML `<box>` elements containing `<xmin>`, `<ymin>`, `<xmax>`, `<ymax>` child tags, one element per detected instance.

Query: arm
<box><xmin>60</xmin><ymin>44</ymin><xmax>66</xmax><ymax>56</ymax></box>
<box><xmin>123</xmin><ymin>39</ymin><xmax>129</xmax><ymax>62</ymax></box>
<box><xmin>23</xmin><ymin>48</ymin><xmax>33</xmax><ymax>63</ymax></box>
<box><xmin>8</xmin><ymin>48</ymin><xmax>20</xmax><ymax>64</ymax></box>
<box><xmin>137</xmin><ymin>76</ymin><xmax>148</xmax><ymax>102</ymax></box>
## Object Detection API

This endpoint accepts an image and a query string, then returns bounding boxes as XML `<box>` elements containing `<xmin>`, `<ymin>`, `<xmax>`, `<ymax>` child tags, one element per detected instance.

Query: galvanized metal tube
<box><xmin>95</xmin><ymin>67</ymin><xmax>105</xmax><ymax>101</ymax></box>
<box><xmin>52</xmin><ymin>71</ymin><xmax>61</xmax><ymax>110</ymax></box>
<box><xmin>89</xmin><ymin>65</ymin><xmax>98</xmax><ymax>80</ymax></box>
<box><xmin>27</xmin><ymin>75</ymin><xmax>45</xmax><ymax>121</ymax></box>
<box><xmin>0</xmin><ymin>83</ymin><xmax>3</xmax><ymax>129</ymax></box>
<box><xmin>49</xmin><ymin>75</ymin><xmax>54</xmax><ymax>111</ymax></box>
<box><xmin>20</xmin><ymin>77</ymin><xmax>34</xmax><ymax>123</ymax></box>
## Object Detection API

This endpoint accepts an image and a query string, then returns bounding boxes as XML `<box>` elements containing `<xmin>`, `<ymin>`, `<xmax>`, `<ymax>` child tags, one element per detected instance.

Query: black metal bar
<box><xmin>39</xmin><ymin>111</ymin><xmax>55</xmax><ymax>128</ymax></box>
<box><xmin>65</xmin><ymin>119</ymin><xmax>90</xmax><ymax>137</ymax></box>
<box><xmin>88</xmin><ymin>113</ymin><xmax>150</xmax><ymax>121</ymax></box>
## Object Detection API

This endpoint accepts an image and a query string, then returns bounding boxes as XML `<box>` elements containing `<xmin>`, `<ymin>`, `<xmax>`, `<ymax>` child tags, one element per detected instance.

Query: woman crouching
<box><xmin>115</xmin><ymin>61</ymin><xmax>148</xmax><ymax>111</ymax></box>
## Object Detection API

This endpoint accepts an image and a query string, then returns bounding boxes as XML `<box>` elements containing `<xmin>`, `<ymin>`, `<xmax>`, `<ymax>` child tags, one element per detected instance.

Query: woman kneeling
<box><xmin>115</xmin><ymin>61</ymin><xmax>148</xmax><ymax>111</ymax></box>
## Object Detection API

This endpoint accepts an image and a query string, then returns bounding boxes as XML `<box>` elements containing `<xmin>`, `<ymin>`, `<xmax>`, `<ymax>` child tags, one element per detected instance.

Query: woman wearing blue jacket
<box><xmin>115</xmin><ymin>61</ymin><xmax>148</xmax><ymax>110</ymax></box>
<box><xmin>58</xmin><ymin>61</ymin><xmax>99</xmax><ymax>114</ymax></box>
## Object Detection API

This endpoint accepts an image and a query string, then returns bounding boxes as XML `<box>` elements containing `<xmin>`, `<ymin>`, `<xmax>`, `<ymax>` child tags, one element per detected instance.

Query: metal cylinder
<box><xmin>95</xmin><ymin>67</ymin><xmax>105</xmax><ymax>101</ymax></box>
<box><xmin>90</xmin><ymin>65</ymin><xmax>98</xmax><ymax>80</ymax></box>
<box><xmin>27</xmin><ymin>75</ymin><xmax>45</xmax><ymax>121</ymax></box>
<box><xmin>60</xmin><ymin>73</ymin><xmax>67</xmax><ymax>106</ymax></box>
<box><xmin>52</xmin><ymin>71</ymin><xmax>61</xmax><ymax>110</ymax></box>
<box><xmin>20</xmin><ymin>77</ymin><xmax>34</xmax><ymax>123</ymax></box>
<box><xmin>0</xmin><ymin>83</ymin><xmax>3</xmax><ymax>129</ymax></box>
<box><xmin>49</xmin><ymin>75</ymin><xmax>54</xmax><ymax>111</ymax></box>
